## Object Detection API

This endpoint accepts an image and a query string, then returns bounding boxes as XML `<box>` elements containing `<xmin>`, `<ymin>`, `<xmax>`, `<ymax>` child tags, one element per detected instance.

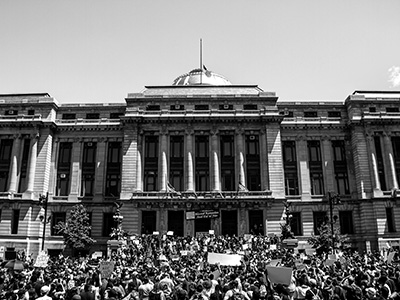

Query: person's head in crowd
<box><xmin>40</xmin><ymin>285</ymin><xmax>50</xmax><ymax>296</ymax></box>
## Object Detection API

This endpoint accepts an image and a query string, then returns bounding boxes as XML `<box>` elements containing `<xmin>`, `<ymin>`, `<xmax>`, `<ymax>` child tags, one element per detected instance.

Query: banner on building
<box><xmin>207</xmin><ymin>252</ymin><xmax>242</xmax><ymax>266</ymax></box>
<box><xmin>186</xmin><ymin>210</ymin><xmax>220</xmax><ymax>220</ymax></box>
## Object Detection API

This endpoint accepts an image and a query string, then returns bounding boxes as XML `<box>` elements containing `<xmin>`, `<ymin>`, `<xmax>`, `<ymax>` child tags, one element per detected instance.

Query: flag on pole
<box><xmin>238</xmin><ymin>182</ymin><xmax>249</xmax><ymax>192</ymax></box>
<box><xmin>167</xmin><ymin>182</ymin><xmax>182</xmax><ymax>198</ymax></box>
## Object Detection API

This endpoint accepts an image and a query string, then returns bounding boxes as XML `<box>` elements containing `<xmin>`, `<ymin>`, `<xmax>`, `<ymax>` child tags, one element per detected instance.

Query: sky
<box><xmin>1</xmin><ymin>0</ymin><xmax>400</xmax><ymax>104</ymax></box>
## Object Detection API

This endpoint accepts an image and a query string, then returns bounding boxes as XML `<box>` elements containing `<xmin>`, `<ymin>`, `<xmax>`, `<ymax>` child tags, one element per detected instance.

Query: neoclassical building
<box><xmin>0</xmin><ymin>68</ymin><xmax>399</xmax><ymax>257</ymax></box>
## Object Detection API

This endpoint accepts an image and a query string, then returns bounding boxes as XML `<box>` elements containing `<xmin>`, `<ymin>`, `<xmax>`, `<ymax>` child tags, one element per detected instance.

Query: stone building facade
<box><xmin>0</xmin><ymin>68</ymin><xmax>399</xmax><ymax>257</ymax></box>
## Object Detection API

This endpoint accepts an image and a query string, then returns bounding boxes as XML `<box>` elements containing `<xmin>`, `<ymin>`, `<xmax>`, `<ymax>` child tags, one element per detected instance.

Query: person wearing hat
<box><xmin>36</xmin><ymin>285</ymin><xmax>52</xmax><ymax>300</ymax></box>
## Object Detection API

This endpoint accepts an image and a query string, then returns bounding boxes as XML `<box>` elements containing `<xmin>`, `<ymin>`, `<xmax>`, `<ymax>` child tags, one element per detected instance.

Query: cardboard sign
<box><xmin>209</xmin><ymin>230</ymin><xmax>215</xmax><ymax>235</ymax></box>
<box><xmin>99</xmin><ymin>261</ymin><xmax>115</xmax><ymax>279</ymax></box>
<box><xmin>266</xmin><ymin>266</ymin><xmax>293</xmax><ymax>285</ymax></box>
<box><xmin>167</xmin><ymin>231</ymin><xmax>174</xmax><ymax>236</ymax></box>
<box><xmin>34</xmin><ymin>251</ymin><xmax>49</xmax><ymax>268</ymax></box>
<box><xmin>305</xmin><ymin>248</ymin><xmax>316</xmax><ymax>256</ymax></box>
<box><xmin>324</xmin><ymin>259</ymin><xmax>336</xmax><ymax>266</ymax></box>
<box><xmin>388</xmin><ymin>252</ymin><xmax>395</xmax><ymax>264</ymax></box>
<box><xmin>270</xmin><ymin>244</ymin><xmax>277</xmax><ymax>250</ymax></box>
<box><xmin>91</xmin><ymin>251</ymin><xmax>103</xmax><ymax>259</ymax></box>
<box><xmin>212</xmin><ymin>270</ymin><xmax>221</xmax><ymax>280</ymax></box>
<box><xmin>207</xmin><ymin>252</ymin><xmax>242</xmax><ymax>266</ymax></box>
<box><xmin>153</xmin><ymin>231</ymin><xmax>159</xmax><ymax>235</ymax></box>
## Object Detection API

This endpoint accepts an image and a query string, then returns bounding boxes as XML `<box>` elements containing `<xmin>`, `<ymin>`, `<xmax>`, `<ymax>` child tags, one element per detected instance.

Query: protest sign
<box><xmin>208</xmin><ymin>252</ymin><xmax>242</xmax><ymax>266</ymax></box>
<box><xmin>270</xmin><ymin>244</ymin><xmax>277</xmax><ymax>250</ymax></box>
<box><xmin>305</xmin><ymin>248</ymin><xmax>316</xmax><ymax>256</ymax></box>
<box><xmin>91</xmin><ymin>251</ymin><xmax>103</xmax><ymax>259</ymax></box>
<box><xmin>99</xmin><ymin>261</ymin><xmax>115</xmax><ymax>279</ymax></box>
<box><xmin>167</xmin><ymin>231</ymin><xmax>174</xmax><ymax>236</ymax></box>
<box><xmin>266</xmin><ymin>266</ymin><xmax>293</xmax><ymax>286</ymax></box>
<box><xmin>34</xmin><ymin>251</ymin><xmax>49</xmax><ymax>268</ymax></box>
<box><xmin>180</xmin><ymin>250</ymin><xmax>188</xmax><ymax>256</ymax></box>
<box><xmin>209</xmin><ymin>230</ymin><xmax>215</xmax><ymax>235</ymax></box>
<box><xmin>324</xmin><ymin>259</ymin><xmax>336</xmax><ymax>266</ymax></box>
<box><xmin>212</xmin><ymin>270</ymin><xmax>221</xmax><ymax>280</ymax></box>
<box><xmin>153</xmin><ymin>231</ymin><xmax>159</xmax><ymax>235</ymax></box>
<box><xmin>388</xmin><ymin>252</ymin><xmax>395</xmax><ymax>264</ymax></box>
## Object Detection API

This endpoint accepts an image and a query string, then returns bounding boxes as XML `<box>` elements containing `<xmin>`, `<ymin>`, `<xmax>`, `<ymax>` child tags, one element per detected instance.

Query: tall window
<box><xmin>102</xmin><ymin>213</ymin><xmax>115</xmax><ymax>237</ymax></box>
<box><xmin>105</xmin><ymin>142</ymin><xmax>121</xmax><ymax>197</ymax></box>
<box><xmin>144</xmin><ymin>135</ymin><xmax>159</xmax><ymax>191</ymax></box>
<box><xmin>313</xmin><ymin>211</ymin><xmax>327</xmax><ymax>235</ymax></box>
<box><xmin>374</xmin><ymin>136</ymin><xmax>387</xmax><ymax>191</ymax></box>
<box><xmin>392</xmin><ymin>137</ymin><xmax>400</xmax><ymax>185</ymax></box>
<box><xmin>11</xmin><ymin>209</ymin><xmax>20</xmax><ymax>234</ymax></box>
<box><xmin>51</xmin><ymin>212</ymin><xmax>66</xmax><ymax>236</ymax></box>
<box><xmin>0</xmin><ymin>139</ymin><xmax>13</xmax><ymax>192</ymax></box>
<box><xmin>386</xmin><ymin>207</ymin><xmax>396</xmax><ymax>233</ymax></box>
<box><xmin>308</xmin><ymin>141</ymin><xmax>324</xmax><ymax>195</ymax></box>
<box><xmin>81</xmin><ymin>142</ymin><xmax>97</xmax><ymax>197</ymax></box>
<box><xmin>56</xmin><ymin>142</ymin><xmax>72</xmax><ymax>196</ymax></box>
<box><xmin>332</xmin><ymin>140</ymin><xmax>350</xmax><ymax>195</ymax></box>
<box><xmin>246</xmin><ymin>135</ymin><xmax>261</xmax><ymax>191</ymax></box>
<box><xmin>221</xmin><ymin>135</ymin><xmax>235</xmax><ymax>191</ymax></box>
<box><xmin>195</xmin><ymin>136</ymin><xmax>209</xmax><ymax>191</ymax></box>
<box><xmin>169</xmin><ymin>136</ymin><xmax>184</xmax><ymax>191</ymax></box>
<box><xmin>339</xmin><ymin>211</ymin><xmax>354</xmax><ymax>234</ymax></box>
<box><xmin>283</xmin><ymin>141</ymin><xmax>299</xmax><ymax>195</ymax></box>
<box><xmin>18</xmin><ymin>139</ymin><xmax>31</xmax><ymax>193</ymax></box>
<box><xmin>290</xmin><ymin>212</ymin><xmax>302</xmax><ymax>236</ymax></box>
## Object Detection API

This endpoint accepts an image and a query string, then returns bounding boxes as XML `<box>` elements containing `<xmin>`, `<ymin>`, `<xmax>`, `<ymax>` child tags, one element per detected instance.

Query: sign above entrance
<box><xmin>186</xmin><ymin>210</ymin><xmax>220</xmax><ymax>220</ymax></box>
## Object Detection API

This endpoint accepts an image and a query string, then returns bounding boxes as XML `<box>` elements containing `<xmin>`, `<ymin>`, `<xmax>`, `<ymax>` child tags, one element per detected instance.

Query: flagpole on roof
<box><xmin>200</xmin><ymin>38</ymin><xmax>203</xmax><ymax>85</ymax></box>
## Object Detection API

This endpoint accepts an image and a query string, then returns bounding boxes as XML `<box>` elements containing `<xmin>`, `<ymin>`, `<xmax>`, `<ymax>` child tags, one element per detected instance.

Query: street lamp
<box><xmin>38</xmin><ymin>192</ymin><xmax>51</xmax><ymax>251</ymax></box>
<box><xmin>327</xmin><ymin>191</ymin><xmax>340</xmax><ymax>252</ymax></box>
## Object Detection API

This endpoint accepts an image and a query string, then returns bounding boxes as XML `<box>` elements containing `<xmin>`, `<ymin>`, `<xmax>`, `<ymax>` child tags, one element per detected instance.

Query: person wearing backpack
<box><xmin>223</xmin><ymin>281</ymin><xmax>250</xmax><ymax>300</ymax></box>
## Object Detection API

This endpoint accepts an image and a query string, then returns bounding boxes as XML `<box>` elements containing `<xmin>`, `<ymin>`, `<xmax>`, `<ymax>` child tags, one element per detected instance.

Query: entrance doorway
<box><xmin>168</xmin><ymin>210</ymin><xmax>184</xmax><ymax>236</ymax></box>
<box><xmin>221</xmin><ymin>210</ymin><xmax>237</xmax><ymax>236</ymax></box>
<box><xmin>195</xmin><ymin>218</ymin><xmax>211</xmax><ymax>235</ymax></box>
<box><xmin>249</xmin><ymin>210</ymin><xmax>264</xmax><ymax>235</ymax></box>
<box><xmin>141</xmin><ymin>211</ymin><xmax>157</xmax><ymax>234</ymax></box>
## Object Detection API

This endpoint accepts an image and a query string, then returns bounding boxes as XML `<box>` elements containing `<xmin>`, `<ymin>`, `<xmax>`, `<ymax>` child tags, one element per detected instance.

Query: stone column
<box><xmin>121</xmin><ymin>126</ymin><xmax>139</xmax><ymax>199</ymax></box>
<box><xmin>211</xmin><ymin>130</ymin><xmax>220</xmax><ymax>192</ymax></box>
<box><xmin>185</xmin><ymin>130</ymin><xmax>194</xmax><ymax>192</ymax></box>
<box><xmin>322</xmin><ymin>137</ymin><xmax>335</xmax><ymax>193</ymax></box>
<box><xmin>367</xmin><ymin>135</ymin><xmax>382</xmax><ymax>192</ymax></box>
<box><xmin>68</xmin><ymin>139</ymin><xmax>82</xmax><ymax>200</ymax></box>
<box><xmin>236</xmin><ymin>129</ymin><xmax>246</xmax><ymax>188</ymax></box>
<box><xmin>383</xmin><ymin>132</ymin><xmax>399</xmax><ymax>190</ymax></box>
<box><xmin>297</xmin><ymin>137</ymin><xmax>312</xmax><ymax>200</ymax></box>
<box><xmin>26</xmin><ymin>134</ymin><xmax>39</xmax><ymax>193</ymax></box>
<box><xmin>8</xmin><ymin>134</ymin><xmax>22</xmax><ymax>193</ymax></box>
<box><xmin>159</xmin><ymin>129</ymin><xmax>168</xmax><ymax>192</ymax></box>
<box><xmin>266</xmin><ymin>124</ymin><xmax>285</xmax><ymax>197</ymax></box>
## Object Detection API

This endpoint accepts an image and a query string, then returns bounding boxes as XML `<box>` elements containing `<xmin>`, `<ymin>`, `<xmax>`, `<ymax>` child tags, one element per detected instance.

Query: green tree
<box><xmin>53</xmin><ymin>204</ymin><xmax>96</xmax><ymax>255</ymax></box>
<box><xmin>307</xmin><ymin>221</ymin><xmax>349</xmax><ymax>257</ymax></box>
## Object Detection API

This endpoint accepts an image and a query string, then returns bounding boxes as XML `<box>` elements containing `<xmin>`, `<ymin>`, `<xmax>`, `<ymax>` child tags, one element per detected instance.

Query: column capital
<box><xmin>185</xmin><ymin>129</ymin><xmax>194</xmax><ymax>136</ymax></box>
<box><xmin>30</xmin><ymin>133</ymin><xmax>40</xmax><ymax>140</ymax></box>
<box><xmin>295</xmin><ymin>135</ymin><xmax>306</xmax><ymax>141</ymax></box>
<box><xmin>13</xmin><ymin>134</ymin><xmax>22</xmax><ymax>140</ymax></box>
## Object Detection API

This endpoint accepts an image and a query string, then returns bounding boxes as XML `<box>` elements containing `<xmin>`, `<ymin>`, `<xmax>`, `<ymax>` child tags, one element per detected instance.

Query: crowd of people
<box><xmin>1</xmin><ymin>234</ymin><xmax>400</xmax><ymax>300</ymax></box>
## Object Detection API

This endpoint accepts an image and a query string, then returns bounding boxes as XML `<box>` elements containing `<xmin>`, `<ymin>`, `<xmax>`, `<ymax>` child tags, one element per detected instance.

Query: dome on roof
<box><xmin>172</xmin><ymin>68</ymin><xmax>232</xmax><ymax>86</ymax></box>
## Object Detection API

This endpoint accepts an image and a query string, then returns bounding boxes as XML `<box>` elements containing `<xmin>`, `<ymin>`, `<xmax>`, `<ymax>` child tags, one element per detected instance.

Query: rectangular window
<box><xmin>386</xmin><ymin>207</ymin><xmax>396</xmax><ymax>233</ymax></box>
<box><xmin>283</xmin><ymin>141</ymin><xmax>299</xmax><ymax>195</ymax></box>
<box><xmin>105</xmin><ymin>142</ymin><xmax>121</xmax><ymax>197</ymax></box>
<box><xmin>246</xmin><ymin>135</ymin><xmax>261</xmax><ymax>191</ymax></box>
<box><xmin>196</xmin><ymin>136</ymin><xmax>209</xmax><ymax>158</ymax></box>
<box><xmin>0</xmin><ymin>139</ymin><xmax>13</xmax><ymax>192</ymax></box>
<box><xmin>169</xmin><ymin>136</ymin><xmax>184</xmax><ymax>191</ymax></box>
<box><xmin>304</xmin><ymin>111</ymin><xmax>318</xmax><ymax>118</ymax></box>
<box><xmin>374</xmin><ymin>136</ymin><xmax>387</xmax><ymax>191</ymax></box>
<box><xmin>86</xmin><ymin>113</ymin><xmax>100</xmax><ymax>119</ymax></box>
<box><xmin>386</xmin><ymin>107</ymin><xmax>399</xmax><ymax>113</ymax></box>
<box><xmin>18</xmin><ymin>139</ymin><xmax>31</xmax><ymax>193</ymax></box>
<box><xmin>27</xmin><ymin>109</ymin><xmax>35</xmax><ymax>116</ymax></box>
<box><xmin>56</xmin><ymin>142</ymin><xmax>72</xmax><ymax>196</ymax></box>
<box><xmin>51</xmin><ymin>212</ymin><xmax>66</xmax><ymax>236</ymax></box>
<box><xmin>313</xmin><ymin>211</ymin><xmax>327</xmax><ymax>235</ymax></box>
<box><xmin>144</xmin><ymin>135</ymin><xmax>159</xmax><ymax>191</ymax></box>
<box><xmin>308</xmin><ymin>141</ymin><xmax>324</xmax><ymax>195</ymax></box>
<box><xmin>194</xmin><ymin>105</ymin><xmax>209</xmax><ymax>110</ymax></box>
<box><xmin>62</xmin><ymin>113</ymin><xmax>76</xmax><ymax>120</ymax></box>
<box><xmin>11</xmin><ymin>209</ymin><xmax>20</xmax><ymax>234</ymax></box>
<box><xmin>102</xmin><ymin>213</ymin><xmax>115</xmax><ymax>237</ymax></box>
<box><xmin>195</xmin><ymin>136</ymin><xmax>210</xmax><ymax>191</ymax></box>
<box><xmin>5</xmin><ymin>110</ymin><xmax>17</xmax><ymax>116</ymax></box>
<box><xmin>339</xmin><ymin>211</ymin><xmax>354</xmax><ymax>234</ymax></box>
<box><xmin>146</xmin><ymin>105</ymin><xmax>161</xmax><ymax>111</ymax></box>
<box><xmin>328</xmin><ymin>111</ymin><xmax>341</xmax><ymax>118</ymax></box>
<box><xmin>290</xmin><ymin>212</ymin><xmax>302</xmax><ymax>236</ymax></box>
<box><xmin>110</xmin><ymin>112</ymin><xmax>123</xmax><ymax>119</ymax></box>
<box><xmin>332</xmin><ymin>140</ymin><xmax>350</xmax><ymax>195</ymax></box>
<box><xmin>243</xmin><ymin>104</ymin><xmax>257</xmax><ymax>110</ymax></box>
<box><xmin>221</xmin><ymin>135</ymin><xmax>235</xmax><ymax>191</ymax></box>
<box><xmin>369</xmin><ymin>107</ymin><xmax>376</xmax><ymax>113</ymax></box>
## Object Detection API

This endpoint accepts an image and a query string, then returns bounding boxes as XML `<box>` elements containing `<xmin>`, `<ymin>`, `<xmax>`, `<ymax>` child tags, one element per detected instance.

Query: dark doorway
<box><xmin>221</xmin><ymin>210</ymin><xmax>238</xmax><ymax>236</ymax></box>
<box><xmin>249</xmin><ymin>210</ymin><xmax>264</xmax><ymax>235</ymax></box>
<box><xmin>141</xmin><ymin>211</ymin><xmax>157</xmax><ymax>234</ymax></box>
<box><xmin>168</xmin><ymin>210</ymin><xmax>184</xmax><ymax>236</ymax></box>
<box><xmin>195</xmin><ymin>218</ymin><xmax>211</xmax><ymax>234</ymax></box>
